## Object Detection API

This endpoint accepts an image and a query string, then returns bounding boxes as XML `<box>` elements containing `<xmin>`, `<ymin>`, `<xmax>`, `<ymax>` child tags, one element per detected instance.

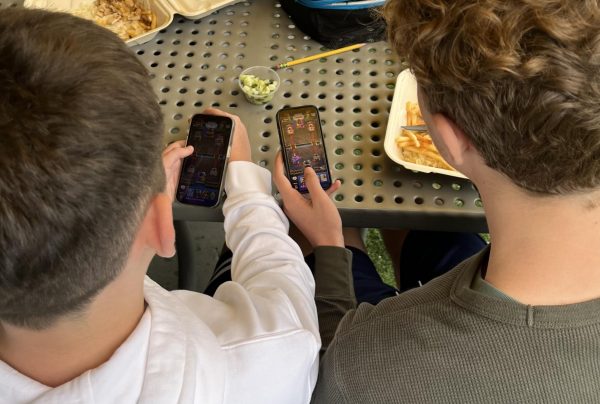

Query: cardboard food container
<box><xmin>24</xmin><ymin>0</ymin><xmax>236</xmax><ymax>46</ymax></box>
<box><xmin>384</xmin><ymin>69</ymin><xmax>467</xmax><ymax>179</ymax></box>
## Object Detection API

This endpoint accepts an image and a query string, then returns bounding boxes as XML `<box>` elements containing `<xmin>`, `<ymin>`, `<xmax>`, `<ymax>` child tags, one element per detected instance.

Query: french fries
<box><xmin>395</xmin><ymin>102</ymin><xmax>455</xmax><ymax>171</ymax></box>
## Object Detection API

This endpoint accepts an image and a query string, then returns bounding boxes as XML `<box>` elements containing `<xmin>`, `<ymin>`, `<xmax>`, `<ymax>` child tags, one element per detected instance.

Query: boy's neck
<box><xmin>0</xmin><ymin>263</ymin><xmax>146</xmax><ymax>387</ymax></box>
<box><xmin>482</xmin><ymin>181</ymin><xmax>600</xmax><ymax>306</ymax></box>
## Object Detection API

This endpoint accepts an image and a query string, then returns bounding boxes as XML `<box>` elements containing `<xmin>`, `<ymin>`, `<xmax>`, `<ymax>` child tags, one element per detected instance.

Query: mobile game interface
<box><xmin>278</xmin><ymin>106</ymin><xmax>332</xmax><ymax>193</ymax></box>
<box><xmin>176</xmin><ymin>115</ymin><xmax>232</xmax><ymax>206</ymax></box>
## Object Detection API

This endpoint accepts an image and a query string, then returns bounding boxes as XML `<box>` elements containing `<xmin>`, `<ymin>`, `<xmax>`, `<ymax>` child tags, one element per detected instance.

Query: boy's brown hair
<box><xmin>0</xmin><ymin>9</ymin><xmax>165</xmax><ymax>329</ymax></box>
<box><xmin>383</xmin><ymin>0</ymin><xmax>600</xmax><ymax>195</ymax></box>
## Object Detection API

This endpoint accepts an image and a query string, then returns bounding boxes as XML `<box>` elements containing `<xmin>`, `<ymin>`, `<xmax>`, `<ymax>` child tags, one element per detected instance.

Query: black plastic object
<box><xmin>280</xmin><ymin>0</ymin><xmax>386</xmax><ymax>48</ymax></box>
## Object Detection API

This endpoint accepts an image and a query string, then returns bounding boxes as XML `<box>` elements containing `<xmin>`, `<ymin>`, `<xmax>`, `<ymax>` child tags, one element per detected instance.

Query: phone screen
<box><xmin>176</xmin><ymin>114</ymin><xmax>233</xmax><ymax>207</ymax></box>
<box><xmin>277</xmin><ymin>106</ymin><xmax>332</xmax><ymax>193</ymax></box>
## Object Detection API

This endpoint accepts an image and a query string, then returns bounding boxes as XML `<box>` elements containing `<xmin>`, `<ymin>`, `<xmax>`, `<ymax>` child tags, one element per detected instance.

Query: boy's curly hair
<box><xmin>383</xmin><ymin>0</ymin><xmax>600</xmax><ymax>195</ymax></box>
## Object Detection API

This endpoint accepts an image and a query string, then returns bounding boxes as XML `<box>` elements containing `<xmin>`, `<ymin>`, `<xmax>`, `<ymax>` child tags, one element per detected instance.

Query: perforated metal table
<box><xmin>5</xmin><ymin>0</ymin><xmax>487</xmax><ymax>233</ymax></box>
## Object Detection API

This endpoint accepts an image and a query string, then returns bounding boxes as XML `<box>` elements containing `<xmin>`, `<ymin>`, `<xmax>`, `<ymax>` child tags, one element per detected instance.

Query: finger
<box><xmin>164</xmin><ymin>145</ymin><xmax>194</xmax><ymax>167</ymax></box>
<box><xmin>163</xmin><ymin>139</ymin><xmax>187</xmax><ymax>155</ymax></box>
<box><xmin>303</xmin><ymin>166</ymin><xmax>328</xmax><ymax>202</ymax></box>
<box><xmin>325</xmin><ymin>179</ymin><xmax>341</xmax><ymax>197</ymax></box>
<box><xmin>272</xmin><ymin>153</ymin><xmax>292</xmax><ymax>191</ymax></box>
<box><xmin>202</xmin><ymin>108</ymin><xmax>236</xmax><ymax>120</ymax></box>
<box><xmin>273</xmin><ymin>153</ymin><xmax>307</xmax><ymax>206</ymax></box>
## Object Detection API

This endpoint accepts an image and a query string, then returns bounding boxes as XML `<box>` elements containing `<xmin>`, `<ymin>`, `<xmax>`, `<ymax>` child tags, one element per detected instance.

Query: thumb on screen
<box><xmin>304</xmin><ymin>166</ymin><xmax>325</xmax><ymax>199</ymax></box>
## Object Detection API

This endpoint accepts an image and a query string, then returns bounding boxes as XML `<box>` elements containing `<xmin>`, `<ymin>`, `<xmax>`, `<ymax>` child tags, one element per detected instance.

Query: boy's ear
<box><xmin>140</xmin><ymin>193</ymin><xmax>176</xmax><ymax>258</ymax></box>
<box><xmin>430</xmin><ymin>113</ymin><xmax>471</xmax><ymax>168</ymax></box>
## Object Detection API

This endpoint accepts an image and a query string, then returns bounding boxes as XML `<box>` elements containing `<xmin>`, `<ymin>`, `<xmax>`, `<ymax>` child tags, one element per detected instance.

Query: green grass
<box><xmin>365</xmin><ymin>229</ymin><xmax>397</xmax><ymax>289</ymax></box>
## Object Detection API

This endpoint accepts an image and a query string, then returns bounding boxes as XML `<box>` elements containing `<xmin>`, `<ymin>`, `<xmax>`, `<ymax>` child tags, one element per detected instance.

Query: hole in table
<box><xmin>372</xmin><ymin>149</ymin><xmax>381</xmax><ymax>156</ymax></box>
<box><xmin>353</xmin><ymin>163</ymin><xmax>362</xmax><ymax>171</ymax></box>
<box><xmin>394</xmin><ymin>196</ymin><xmax>404</xmax><ymax>204</ymax></box>
<box><xmin>174</xmin><ymin>113</ymin><xmax>182</xmax><ymax>120</ymax></box>
<box><xmin>355</xmin><ymin>195</ymin><xmax>364</xmax><ymax>202</ymax></box>
<box><xmin>374</xmin><ymin>195</ymin><xmax>384</xmax><ymax>203</ymax></box>
<box><xmin>354</xmin><ymin>179</ymin><xmax>363</xmax><ymax>186</ymax></box>
<box><xmin>335</xmin><ymin>162</ymin><xmax>344</xmax><ymax>170</ymax></box>
<box><xmin>194</xmin><ymin>101</ymin><xmax>203</xmax><ymax>107</ymax></box>
<box><xmin>265</xmin><ymin>104</ymin><xmax>273</xmax><ymax>110</ymax></box>
<box><xmin>372</xmin><ymin>164</ymin><xmax>382</xmax><ymax>172</ymax></box>
<box><xmin>170</xmin><ymin>127</ymin><xmax>180</xmax><ymax>134</ymax></box>
<box><xmin>335</xmin><ymin>94</ymin><xmax>344</xmax><ymax>100</ymax></box>
<box><xmin>434</xmin><ymin>197</ymin><xmax>445</xmax><ymax>206</ymax></box>
<box><xmin>353</xmin><ymin>95</ymin><xmax>361</xmax><ymax>101</ymax></box>
<box><xmin>452</xmin><ymin>183</ymin><xmax>462</xmax><ymax>191</ymax></box>
<box><xmin>335</xmin><ymin>194</ymin><xmax>344</xmax><ymax>201</ymax></box>
<box><xmin>335</xmin><ymin>148</ymin><xmax>344</xmax><ymax>155</ymax></box>
<box><xmin>335</xmin><ymin>107</ymin><xmax>344</xmax><ymax>113</ymax></box>
<box><xmin>454</xmin><ymin>198</ymin><xmax>465</xmax><ymax>207</ymax></box>
<box><xmin>353</xmin><ymin>149</ymin><xmax>362</xmax><ymax>156</ymax></box>
<box><xmin>432</xmin><ymin>182</ymin><xmax>442</xmax><ymax>190</ymax></box>
<box><xmin>414</xmin><ymin>197</ymin><xmax>424</xmax><ymax>205</ymax></box>
<box><xmin>261</xmin><ymin>145</ymin><xmax>269</xmax><ymax>152</ymax></box>
<box><xmin>371</xmin><ymin>135</ymin><xmax>380</xmax><ymax>142</ymax></box>
<box><xmin>335</xmin><ymin>134</ymin><xmax>344</xmax><ymax>140</ymax></box>
<box><xmin>262</xmin><ymin>131</ymin><xmax>271</xmax><ymax>138</ymax></box>
<box><xmin>264</xmin><ymin>117</ymin><xmax>272</xmax><ymax>124</ymax></box>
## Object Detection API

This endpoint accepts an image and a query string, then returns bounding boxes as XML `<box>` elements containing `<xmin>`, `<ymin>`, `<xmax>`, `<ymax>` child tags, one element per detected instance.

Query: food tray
<box><xmin>384</xmin><ymin>69</ymin><xmax>467</xmax><ymax>179</ymax></box>
<box><xmin>23</xmin><ymin>0</ymin><xmax>237</xmax><ymax>46</ymax></box>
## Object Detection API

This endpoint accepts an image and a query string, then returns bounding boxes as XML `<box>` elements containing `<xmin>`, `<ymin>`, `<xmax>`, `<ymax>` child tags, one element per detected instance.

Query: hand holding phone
<box><xmin>176</xmin><ymin>112</ymin><xmax>234</xmax><ymax>207</ymax></box>
<box><xmin>273</xmin><ymin>153</ymin><xmax>343</xmax><ymax>248</ymax></box>
<box><xmin>203</xmin><ymin>108</ymin><xmax>251</xmax><ymax>163</ymax></box>
<box><xmin>163</xmin><ymin>140</ymin><xmax>194</xmax><ymax>202</ymax></box>
<box><xmin>276</xmin><ymin>105</ymin><xmax>332</xmax><ymax>193</ymax></box>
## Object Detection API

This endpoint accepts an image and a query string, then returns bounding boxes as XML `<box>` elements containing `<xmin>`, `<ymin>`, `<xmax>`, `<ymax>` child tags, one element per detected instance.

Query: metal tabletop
<box><xmin>5</xmin><ymin>0</ymin><xmax>488</xmax><ymax>233</ymax></box>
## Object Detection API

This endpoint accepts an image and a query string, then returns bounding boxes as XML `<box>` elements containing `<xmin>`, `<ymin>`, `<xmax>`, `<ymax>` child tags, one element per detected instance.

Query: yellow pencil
<box><xmin>272</xmin><ymin>43</ymin><xmax>366</xmax><ymax>70</ymax></box>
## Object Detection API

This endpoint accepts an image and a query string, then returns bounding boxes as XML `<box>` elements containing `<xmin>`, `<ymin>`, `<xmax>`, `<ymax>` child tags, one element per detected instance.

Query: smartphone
<box><xmin>276</xmin><ymin>105</ymin><xmax>332</xmax><ymax>193</ymax></box>
<box><xmin>176</xmin><ymin>114</ymin><xmax>234</xmax><ymax>207</ymax></box>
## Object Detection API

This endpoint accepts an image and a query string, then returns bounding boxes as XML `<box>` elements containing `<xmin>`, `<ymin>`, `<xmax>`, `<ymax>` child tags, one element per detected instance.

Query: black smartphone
<box><xmin>276</xmin><ymin>105</ymin><xmax>332</xmax><ymax>193</ymax></box>
<box><xmin>176</xmin><ymin>114</ymin><xmax>234</xmax><ymax>207</ymax></box>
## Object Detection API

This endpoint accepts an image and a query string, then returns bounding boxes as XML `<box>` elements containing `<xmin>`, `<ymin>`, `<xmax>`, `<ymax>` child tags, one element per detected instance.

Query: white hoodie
<box><xmin>0</xmin><ymin>162</ymin><xmax>320</xmax><ymax>404</ymax></box>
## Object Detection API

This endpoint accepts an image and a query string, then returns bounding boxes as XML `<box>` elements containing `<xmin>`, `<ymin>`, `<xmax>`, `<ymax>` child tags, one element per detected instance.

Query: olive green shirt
<box><xmin>313</xmin><ymin>246</ymin><xmax>600</xmax><ymax>403</ymax></box>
